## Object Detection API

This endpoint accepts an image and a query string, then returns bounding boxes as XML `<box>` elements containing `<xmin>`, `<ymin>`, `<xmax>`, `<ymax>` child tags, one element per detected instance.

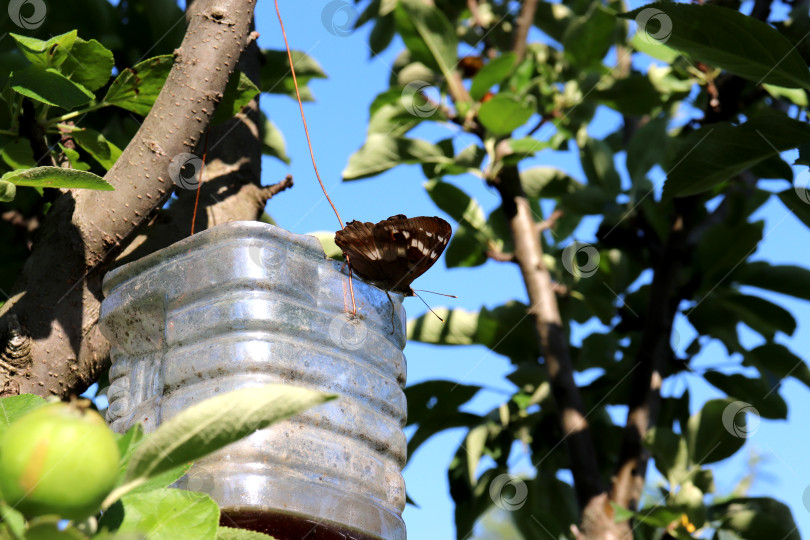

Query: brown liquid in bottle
<box><xmin>220</xmin><ymin>509</ymin><xmax>385</xmax><ymax>540</ymax></box>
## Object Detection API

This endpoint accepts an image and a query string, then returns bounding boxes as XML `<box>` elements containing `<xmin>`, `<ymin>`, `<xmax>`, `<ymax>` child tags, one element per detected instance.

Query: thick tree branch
<box><xmin>610</xmin><ymin>206</ymin><xmax>690</xmax><ymax>510</ymax></box>
<box><xmin>0</xmin><ymin>0</ymin><xmax>256</xmax><ymax>397</ymax></box>
<box><xmin>494</xmin><ymin>166</ymin><xmax>604</xmax><ymax>509</ymax></box>
<box><xmin>512</xmin><ymin>0</ymin><xmax>538</xmax><ymax>61</ymax></box>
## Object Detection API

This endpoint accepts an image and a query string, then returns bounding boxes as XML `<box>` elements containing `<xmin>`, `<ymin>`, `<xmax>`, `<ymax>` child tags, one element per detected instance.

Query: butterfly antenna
<box><xmin>413</xmin><ymin>291</ymin><xmax>445</xmax><ymax>322</ymax></box>
<box><xmin>412</xmin><ymin>289</ymin><xmax>458</xmax><ymax>298</ymax></box>
<box><xmin>275</xmin><ymin>0</ymin><xmax>357</xmax><ymax>315</ymax></box>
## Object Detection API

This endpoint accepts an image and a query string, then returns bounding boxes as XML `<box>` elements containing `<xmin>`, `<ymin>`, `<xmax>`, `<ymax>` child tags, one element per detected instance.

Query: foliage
<box><xmin>343</xmin><ymin>0</ymin><xmax>810</xmax><ymax>538</ymax></box>
<box><xmin>0</xmin><ymin>3</ymin><xmax>323</xmax><ymax>303</ymax></box>
<box><xmin>0</xmin><ymin>386</ymin><xmax>333</xmax><ymax>539</ymax></box>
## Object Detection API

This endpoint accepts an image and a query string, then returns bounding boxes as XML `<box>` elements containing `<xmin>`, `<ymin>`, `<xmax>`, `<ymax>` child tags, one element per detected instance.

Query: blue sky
<box><xmin>247</xmin><ymin>2</ymin><xmax>810</xmax><ymax>538</ymax></box>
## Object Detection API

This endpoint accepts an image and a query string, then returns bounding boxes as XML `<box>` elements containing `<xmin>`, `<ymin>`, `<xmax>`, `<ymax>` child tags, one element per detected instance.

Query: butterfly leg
<box><xmin>385</xmin><ymin>291</ymin><xmax>396</xmax><ymax>335</ymax></box>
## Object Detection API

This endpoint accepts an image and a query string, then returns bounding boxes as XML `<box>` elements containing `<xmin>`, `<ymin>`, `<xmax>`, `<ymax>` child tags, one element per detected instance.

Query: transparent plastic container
<box><xmin>99</xmin><ymin>221</ymin><xmax>407</xmax><ymax>540</ymax></box>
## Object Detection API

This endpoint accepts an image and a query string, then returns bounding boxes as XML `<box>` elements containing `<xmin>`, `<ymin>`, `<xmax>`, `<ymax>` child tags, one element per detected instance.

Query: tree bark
<box><xmin>0</xmin><ymin>0</ymin><xmax>257</xmax><ymax>398</ymax></box>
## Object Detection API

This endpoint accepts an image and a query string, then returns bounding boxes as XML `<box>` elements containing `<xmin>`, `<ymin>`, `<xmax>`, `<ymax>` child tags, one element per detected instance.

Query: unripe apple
<box><xmin>0</xmin><ymin>401</ymin><xmax>120</xmax><ymax>521</ymax></box>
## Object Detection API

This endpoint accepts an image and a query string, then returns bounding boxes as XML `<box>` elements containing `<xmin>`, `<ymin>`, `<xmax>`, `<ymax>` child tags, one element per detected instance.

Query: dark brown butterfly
<box><xmin>334</xmin><ymin>214</ymin><xmax>451</xmax><ymax>297</ymax></box>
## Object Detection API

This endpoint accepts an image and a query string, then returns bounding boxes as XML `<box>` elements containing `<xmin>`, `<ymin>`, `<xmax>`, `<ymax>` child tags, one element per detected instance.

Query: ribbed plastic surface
<box><xmin>99</xmin><ymin>221</ymin><xmax>407</xmax><ymax>540</ymax></box>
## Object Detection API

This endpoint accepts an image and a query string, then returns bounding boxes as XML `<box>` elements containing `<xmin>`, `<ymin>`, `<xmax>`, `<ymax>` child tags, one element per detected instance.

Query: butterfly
<box><xmin>334</xmin><ymin>214</ymin><xmax>451</xmax><ymax>297</ymax></box>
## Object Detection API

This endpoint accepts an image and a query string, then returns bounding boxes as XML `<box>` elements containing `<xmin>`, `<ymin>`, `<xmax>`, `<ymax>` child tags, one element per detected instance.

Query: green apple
<box><xmin>0</xmin><ymin>400</ymin><xmax>120</xmax><ymax>521</ymax></box>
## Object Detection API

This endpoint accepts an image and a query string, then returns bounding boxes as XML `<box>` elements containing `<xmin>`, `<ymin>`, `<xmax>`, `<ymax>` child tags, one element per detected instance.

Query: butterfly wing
<box><xmin>334</xmin><ymin>219</ymin><xmax>392</xmax><ymax>283</ymax></box>
<box><xmin>371</xmin><ymin>216</ymin><xmax>451</xmax><ymax>295</ymax></box>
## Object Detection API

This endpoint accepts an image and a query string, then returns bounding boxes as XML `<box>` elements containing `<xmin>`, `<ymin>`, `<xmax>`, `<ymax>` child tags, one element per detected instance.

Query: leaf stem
<box><xmin>47</xmin><ymin>102</ymin><xmax>105</xmax><ymax>125</ymax></box>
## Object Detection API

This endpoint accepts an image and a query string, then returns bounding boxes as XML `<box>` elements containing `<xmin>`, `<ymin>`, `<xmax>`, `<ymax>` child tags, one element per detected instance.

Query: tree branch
<box><xmin>512</xmin><ymin>0</ymin><xmax>538</xmax><ymax>61</ymax></box>
<box><xmin>0</xmin><ymin>0</ymin><xmax>256</xmax><ymax>397</ymax></box>
<box><xmin>494</xmin><ymin>166</ymin><xmax>604</xmax><ymax>509</ymax></box>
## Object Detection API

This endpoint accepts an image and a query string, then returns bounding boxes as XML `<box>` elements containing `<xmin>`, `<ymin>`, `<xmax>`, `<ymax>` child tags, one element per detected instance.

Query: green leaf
<box><xmin>470</xmin><ymin>53</ymin><xmax>516</xmax><ymax>101</ymax></box>
<box><xmin>72</xmin><ymin>129</ymin><xmax>123</xmax><ymax>171</ymax></box>
<box><xmin>478</xmin><ymin>93</ymin><xmax>536</xmax><ymax>136</ymax></box>
<box><xmin>369</xmin><ymin>13</ymin><xmax>396</xmax><ymax>57</ymax></box>
<box><xmin>123</xmin><ymin>384</ymin><xmax>333</xmax><ymax>485</ymax></box>
<box><xmin>211</xmin><ymin>71</ymin><xmax>260</xmax><ymax>126</ymax></box>
<box><xmin>0</xmin><ymin>502</ymin><xmax>25</xmax><ymax>540</ymax></box>
<box><xmin>1</xmin><ymin>139</ymin><xmax>36</xmax><ymax>170</ymax></box>
<box><xmin>23</xmin><ymin>519</ymin><xmax>86</xmax><ymax>540</ymax></box>
<box><xmin>734</xmin><ymin>261</ymin><xmax>810</xmax><ymax>302</ymax></box>
<box><xmin>0</xmin><ymin>167</ymin><xmax>113</xmax><ymax>191</ymax></box>
<box><xmin>717</xmin><ymin>292</ymin><xmax>796</xmax><ymax>340</ymax></box>
<box><xmin>404</xmin><ymin>380</ymin><xmax>482</xmax><ymax>456</ymax></box>
<box><xmin>711</xmin><ymin>498</ymin><xmax>800</xmax><ymax>540</ymax></box>
<box><xmin>686</xmin><ymin>399</ymin><xmax>747</xmax><ymax>465</ymax></box>
<box><xmin>533</xmin><ymin>2</ymin><xmax>574</xmax><ymax>43</ymax></box>
<box><xmin>592</xmin><ymin>75</ymin><xmax>664</xmax><ymax>116</ymax></box>
<box><xmin>260</xmin><ymin>49</ymin><xmax>326</xmax><ymax>101</ymax></box>
<box><xmin>563</xmin><ymin>5</ymin><xmax>616</xmax><ymax>69</ymax></box>
<box><xmin>579</xmin><ymin>136</ymin><xmax>621</xmax><ymax>194</ymax></box>
<box><xmin>0</xmin><ymin>181</ymin><xmax>16</xmax><ymax>202</ymax></box>
<box><xmin>626</xmin><ymin>116</ymin><xmax>669</xmax><ymax>190</ymax></box>
<box><xmin>424</xmin><ymin>180</ymin><xmax>487</xmax><ymax>231</ymax></box>
<box><xmin>10</xmin><ymin>66</ymin><xmax>95</xmax><ymax>109</ymax></box>
<box><xmin>778</xmin><ymin>188</ymin><xmax>810</xmax><ymax>229</ymax></box>
<box><xmin>520</xmin><ymin>167</ymin><xmax>581</xmax><ymax>199</ymax></box>
<box><xmin>695</xmin><ymin>222</ymin><xmax>762</xmax><ymax>286</ymax></box>
<box><xmin>342</xmin><ymin>134</ymin><xmax>447</xmax><ymax>180</ymax></box>
<box><xmin>310</xmin><ymin>231</ymin><xmax>344</xmax><ymax>261</ymax></box>
<box><xmin>407</xmin><ymin>307</ymin><xmax>479</xmax><ymax>346</ymax></box>
<box><xmin>630</xmin><ymin>32</ymin><xmax>680</xmax><ymax>63</ymax></box>
<box><xmin>763</xmin><ymin>83</ymin><xmax>809</xmax><ymax>107</ymax></box>
<box><xmin>61</xmin><ymin>38</ymin><xmax>115</xmax><ymax>91</ymax></box>
<box><xmin>395</xmin><ymin>0</ymin><xmax>457</xmax><ymax>81</ymax></box>
<box><xmin>0</xmin><ymin>394</ymin><xmax>46</xmax><ymax>440</ymax></box>
<box><xmin>444</xmin><ymin>223</ymin><xmax>488</xmax><ymax>268</ymax></box>
<box><xmin>664</xmin><ymin>113</ymin><xmax>810</xmax><ymax>197</ymax></box>
<box><xmin>621</xmin><ymin>3</ymin><xmax>810</xmax><ymax>89</ymax></box>
<box><xmin>116</xmin><ymin>423</ymin><xmax>146</xmax><ymax>483</ymax></box>
<box><xmin>645</xmin><ymin>427</ymin><xmax>689</xmax><ymax>484</ymax></box>
<box><xmin>60</xmin><ymin>144</ymin><xmax>91</xmax><ymax>171</ymax></box>
<box><xmin>743</xmin><ymin>343</ymin><xmax>810</xmax><ymax>390</ymax></box>
<box><xmin>258</xmin><ymin>112</ymin><xmax>289</xmax><ymax>164</ymax></box>
<box><xmin>102</xmin><ymin>55</ymin><xmax>173</xmax><ymax>115</ymax></box>
<box><xmin>100</xmin><ymin>489</ymin><xmax>218</xmax><ymax>540</ymax></box>
<box><xmin>217</xmin><ymin>527</ymin><xmax>278</xmax><ymax>540</ymax></box>
<box><xmin>10</xmin><ymin>31</ymin><xmax>77</xmax><ymax>68</ymax></box>
<box><xmin>704</xmin><ymin>371</ymin><xmax>787</xmax><ymax>420</ymax></box>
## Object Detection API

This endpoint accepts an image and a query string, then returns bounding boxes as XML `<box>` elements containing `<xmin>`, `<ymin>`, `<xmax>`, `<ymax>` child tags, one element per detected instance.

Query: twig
<box><xmin>258</xmin><ymin>174</ymin><xmax>294</xmax><ymax>202</ymax></box>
